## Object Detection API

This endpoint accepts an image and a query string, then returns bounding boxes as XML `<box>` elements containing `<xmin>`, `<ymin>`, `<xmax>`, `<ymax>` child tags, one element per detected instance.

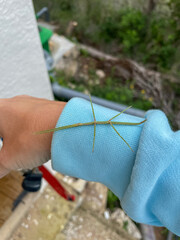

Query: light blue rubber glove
<box><xmin>51</xmin><ymin>97</ymin><xmax>180</xmax><ymax>236</ymax></box>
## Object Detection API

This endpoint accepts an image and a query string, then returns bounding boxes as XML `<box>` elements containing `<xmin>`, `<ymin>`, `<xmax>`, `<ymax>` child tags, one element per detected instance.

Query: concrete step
<box><xmin>10</xmin><ymin>183</ymin><xmax>81</xmax><ymax>240</ymax></box>
<box><xmin>81</xmin><ymin>182</ymin><xmax>108</xmax><ymax>214</ymax></box>
<box><xmin>58</xmin><ymin>207</ymin><xmax>136</xmax><ymax>240</ymax></box>
<box><xmin>10</xmin><ymin>177</ymin><xmax>139</xmax><ymax>240</ymax></box>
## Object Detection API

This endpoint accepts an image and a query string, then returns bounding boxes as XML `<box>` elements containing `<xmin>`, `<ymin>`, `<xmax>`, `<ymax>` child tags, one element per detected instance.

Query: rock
<box><xmin>62</xmin><ymin>208</ymin><xmax>134</xmax><ymax>240</ymax></box>
<box><xmin>104</xmin><ymin>210</ymin><xmax>110</xmax><ymax>220</ymax></box>
<box><xmin>55</xmin><ymin>173</ymin><xmax>87</xmax><ymax>194</ymax></box>
<box><xmin>96</xmin><ymin>69</ymin><xmax>106</xmax><ymax>79</ymax></box>
<box><xmin>82</xmin><ymin>182</ymin><xmax>108</xmax><ymax>214</ymax></box>
<box><xmin>50</xmin><ymin>34</ymin><xmax>79</xmax><ymax>76</ymax></box>
<box><xmin>111</xmin><ymin>208</ymin><xmax>142</xmax><ymax>240</ymax></box>
<box><xmin>50</xmin><ymin>34</ymin><xmax>78</xmax><ymax>62</ymax></box>
<box><xmin>56</xmin><ymin>58</ymin><xmax>78</xmax><ymax>77</ymax></box>
<box><xmin>11</xmin><ymin>186</ymin><xmax>78</xmax><ymax>240</ymax></box>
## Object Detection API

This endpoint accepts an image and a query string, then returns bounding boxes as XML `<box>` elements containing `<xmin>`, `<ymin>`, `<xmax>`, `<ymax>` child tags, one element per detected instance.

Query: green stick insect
<box><xmin>35</xmin><ymin>95</ymin><xmax>146</xmax><ymax>152</ymax></box>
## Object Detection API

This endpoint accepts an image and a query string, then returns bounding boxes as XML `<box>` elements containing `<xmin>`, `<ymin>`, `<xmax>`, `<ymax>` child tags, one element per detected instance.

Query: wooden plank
<box><xmin>0</xmin><ymin>192</ymin><xmax>40</xmax><ymax>240</ymax></box>
<box><xmin>0</xmin><ymin>171</ymin><xmax>23</xmax><ymax>227</ymax></box>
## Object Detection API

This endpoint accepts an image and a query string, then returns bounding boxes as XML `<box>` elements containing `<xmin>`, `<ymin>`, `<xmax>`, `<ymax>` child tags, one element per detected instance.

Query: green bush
<box><xmin>55</xmin><ymin>70</ymin><xmax>153</xmax><ymax>111</ymax></box>
<box><xmin>107</xmin><ymin>190</ymin><xmax>120</xmax><ymax>211</ymax></box>
<box><xmin>144</xmin><ymin>16</ymin><xmax>176</xmax><ymax>69</ymax></box>
<box><xmin>99</xmin><ymin>9</ymin><xmax>176</xmax><ymax>70</ymax></box>
<box><xmin>99</xmin><ymin>16</ymin><xmax>119</xmax><ymax>43</ymax></box>
<box><xmin>99</xmin><ymin>8</ymin><xmax>147</xmax><ymax>52</ymax></box>
<box><xmin>34</xmin><ymin>0</ymin><xmax>178</xmax><ymax>71</ymax></box>
<box><xmin>117</xmin><ymin>9</ymin><xmax>147</xmax><ymax>53</ymax></box>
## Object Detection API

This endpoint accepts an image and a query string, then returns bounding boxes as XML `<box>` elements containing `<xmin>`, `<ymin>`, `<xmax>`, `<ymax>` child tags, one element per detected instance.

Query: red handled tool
<box><xmin>39</xmin><ymin>165</ymin><xmax>75</xmax><ymax>201</ymax></box>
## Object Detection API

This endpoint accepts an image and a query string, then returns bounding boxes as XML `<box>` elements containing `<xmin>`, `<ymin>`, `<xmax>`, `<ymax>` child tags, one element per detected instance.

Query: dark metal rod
<box><xmin>36</xmin><ymin>7</ymin><xmax>50</xmax><ymax>22</ymax></box>
<box><xmin>52</xmin><ymin>82</ymin><xmax>145</xmax><ymax>118</ymax></box>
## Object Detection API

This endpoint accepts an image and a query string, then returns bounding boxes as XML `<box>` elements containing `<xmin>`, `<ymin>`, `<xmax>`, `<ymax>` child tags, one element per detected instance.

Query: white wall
<box><xmin>0</xmin><ymin>0</ymin><xmax>55</xmax><ymax>180</ymax></box>
<box><xmin>0</xmin><ymin>0</ymin><xmax>53</xmax><ymax>100</ymax></box>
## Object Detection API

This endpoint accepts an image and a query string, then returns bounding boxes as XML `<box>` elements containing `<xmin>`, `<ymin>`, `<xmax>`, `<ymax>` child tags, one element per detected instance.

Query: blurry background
<box><xmin>0</xmin><ymin>1</ymin><xmax>179</xmax><ymax>239</ymax></box>
<box><xmin>32</xmin><ymin>1</ymin><xmax>180</xmax><ymax>239</ymax></box>
<box><xmin>34</xmin><ymin>0</ymin><xmax>180</xmax><ymax>130</ymax></box>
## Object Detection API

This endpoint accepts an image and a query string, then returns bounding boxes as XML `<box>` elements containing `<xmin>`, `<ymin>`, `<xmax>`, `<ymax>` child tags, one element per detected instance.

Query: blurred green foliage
<box><xmin>123</xmin><ymin>220</ymin><xmax>129</xmax><ymax>231</ymax></box>
<box><xmin>100</xmin><ymin>9</ymin><xmax>147</xmax><ymax>52</ymax></box>
<box><xmin>99</xmin><ymin>9</ymin><xmax>176</xmax><ymax>70</ymax></box>
<box><xmin>54</xmin><ymin>70</ymin><xmax>153</xmax><ymax>111</ymax></box>
<box><xmin>37</xmin><ymin>2</ymin><xmax>179</xmax><ymax>235</ymax></box>
<box><xmin>34</xmin><ymin>0</ymin><xmax>179</xmax><ymax>72</ymax></box>
<box><xmin>107</xmin><ymin>190</ymin><xmax>120</xmax><ymax>211</ymax></box>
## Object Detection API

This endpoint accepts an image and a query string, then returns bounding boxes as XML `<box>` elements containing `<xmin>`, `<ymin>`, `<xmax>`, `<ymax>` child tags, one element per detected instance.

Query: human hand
<box><xmin>0</xmin><ymin>95</ymin><xmax>66</xmax><ymax>178</ymax></box>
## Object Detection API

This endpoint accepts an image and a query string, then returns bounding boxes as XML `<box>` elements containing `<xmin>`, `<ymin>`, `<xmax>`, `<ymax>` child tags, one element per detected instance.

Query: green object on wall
<box><xmin>39</xmin><ymin>26</ymin><xmax>53</xmax><ymax>53</ymax></box>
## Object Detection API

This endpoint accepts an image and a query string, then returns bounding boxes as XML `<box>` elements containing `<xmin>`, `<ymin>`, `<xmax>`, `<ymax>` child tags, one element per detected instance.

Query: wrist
<box><xmin>36</xmin><ymin>100</ymin><xmax>67</xmax><ymax>160</ymax></box>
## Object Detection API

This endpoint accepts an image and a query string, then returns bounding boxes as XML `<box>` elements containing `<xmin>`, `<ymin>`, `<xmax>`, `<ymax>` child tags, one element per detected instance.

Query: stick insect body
<box><xmin>35</xmin><ymin>95</ymin><xmax>146</xmax><ymax>152</ymax></box>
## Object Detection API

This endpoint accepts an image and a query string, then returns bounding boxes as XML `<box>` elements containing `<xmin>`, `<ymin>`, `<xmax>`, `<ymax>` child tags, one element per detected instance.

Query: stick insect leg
<box><xmin>89</xmin><ymin>94</ymin><xmax>96</xmax><ymax>152</ymax></box>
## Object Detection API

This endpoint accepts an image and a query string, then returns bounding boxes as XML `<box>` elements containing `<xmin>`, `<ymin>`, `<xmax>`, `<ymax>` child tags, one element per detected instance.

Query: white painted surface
<box><xmin>0</xmin><ymin>0</ymin><xmax>55</xmax><ymax>184</ymax></box>
<box><xmin>0</xmin><ymin>0</ymin><xmax>53</xmax><ymax>100</ymax></box>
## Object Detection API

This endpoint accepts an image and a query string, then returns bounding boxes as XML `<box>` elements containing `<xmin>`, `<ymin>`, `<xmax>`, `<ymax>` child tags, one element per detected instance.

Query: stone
<box><xmin>49</xmin><ymin>34</ymin><xmax>80</xmax><ymax>77</ymax></box>
<box><xmin>96</xmin><ymin>69</ymin><xmax>106</xmax><ymax>79</ymax></box>
<box><xmin>55</xmin><ymin>173</ymin><xmax>87</xmax><ymax>194</ymax></box>
<box><xmin>82</xmin><ymin>182</ymin><xmax>108</xmax><ymax>214</ymax></box>
<box><xmin>62</xmin><ymin>208</ymin><xmax>134</xmax><ymax>240</ymax></box>
<box><xmin>110</xmin><ymin>208</ymin><xmax>142</xmax><ymax>240</ymax></box>
<box><xmin>10</xmin><ymin>186</ymin><xmax>78</xmax><ymax>240</ymax></box>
